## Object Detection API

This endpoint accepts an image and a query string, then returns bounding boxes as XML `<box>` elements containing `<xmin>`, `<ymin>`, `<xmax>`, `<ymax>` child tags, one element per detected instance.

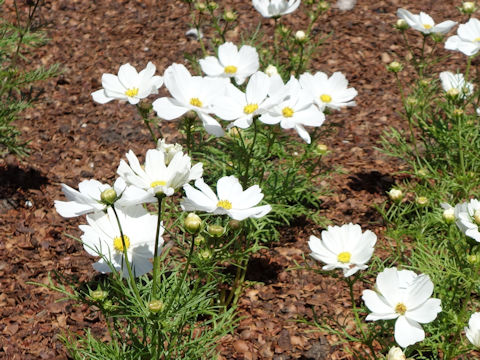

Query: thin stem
<box><xmin>241</xmin><ymin>117</ymin><xmax>259</xmax><ymax>188</ymax></box>
<box><xmin>136</xmin><ymin>104</ymin><xmax>159</xmax><ymax>144</ymax></box>
<box><xmin>273</xmin><ymin>17</ymin><xmax>280</xmax><ymax>65</ymax></box>
<box><xmin>152</xmin><ymin>195</ymin><xmax>165</xmax><ymax>298</ymax></box>
<box><xmin>457</xmin><ymin>112</ymin><xmax>466</xmax><ymax>177</ymax></box>
<box><xmin>111</xmin><ymin>205</ymin><xmax>142</xmax><ymax>303</ymax></box>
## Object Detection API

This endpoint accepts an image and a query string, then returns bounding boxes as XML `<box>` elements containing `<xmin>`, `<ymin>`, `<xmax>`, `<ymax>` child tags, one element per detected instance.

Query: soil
<box><xmin>0</xmin><ymin>0</ymin><xmax>471</xmax><ymax>359</ymax></box>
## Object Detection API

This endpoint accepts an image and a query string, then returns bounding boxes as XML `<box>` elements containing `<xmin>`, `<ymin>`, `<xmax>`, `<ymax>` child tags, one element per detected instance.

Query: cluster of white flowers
<box><xmin>91</xmin><ymin>41</ymin><xmax>357</xmax><ymax>144</ymax></box>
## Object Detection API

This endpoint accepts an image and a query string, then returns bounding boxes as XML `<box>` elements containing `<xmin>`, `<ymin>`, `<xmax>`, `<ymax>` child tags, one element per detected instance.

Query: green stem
<box><xmin>111</xmin><ymin>205</ymin><xmax>142</xmax><ymax>303</ymax></box>
<box><xmin>457</xmin><ymin>112</ymin><xmax>466</xmax><ymax>177</ymax></box>
<box><xmin>241</xmin><ymin>118</ymin><xmax>259</xmax><ymax>188</ymax></box>
<box><xmin>273</xmin><ymin>17</ymin><xmax>280</xmax><ymax>65</ymax></box>
<box><xmin>152</xmin><ymin>195</ymin><xmax>165</xmax><ymax>298</ymax></box>
<box><xmin>136</xmin><ymin>104</ymin><xmax>159</xmax><ymax>143</ymax></box>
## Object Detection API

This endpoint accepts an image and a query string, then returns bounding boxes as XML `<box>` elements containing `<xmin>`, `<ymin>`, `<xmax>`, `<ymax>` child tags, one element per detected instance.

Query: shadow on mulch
<box><xmin>347</xmin><ymin>170</ymin><xmax>395</xmax><ymax>194</ymax></box>
<box><xmin>245</xmin><ymin>257</ymin><xmax>283</xmax><ymax>284</ymax></box>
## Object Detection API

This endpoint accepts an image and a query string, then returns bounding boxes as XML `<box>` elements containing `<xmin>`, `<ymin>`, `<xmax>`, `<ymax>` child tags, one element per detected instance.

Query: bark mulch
<box><xmin>0</xmin><ymin>0</ymin><xmax>468</xmax><ymax>359</ymax></box>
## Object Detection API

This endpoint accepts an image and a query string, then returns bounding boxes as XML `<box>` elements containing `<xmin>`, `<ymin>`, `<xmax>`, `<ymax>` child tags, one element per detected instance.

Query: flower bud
<box><xmin>228</xmin><ymin>219</ymin><xmax>242</xmax><ymax>230</ymax></box>
<box><xmin>446</xmin><ymin>88</ymin><xmax>460</xmax><ymax>99</ymax></box>
<box><xmin>207</xmin><ymin>224</ymin><xmax>225</xmax><ymax>237</ymax></box>
<box><xmin>316</xmin><ymin>143</ymin><xmax>328</xmax><ymax>155</ymax></box>
<box><xmin>467</xmin><ymin>254</ymin><xmax>479</xmax><ymax>265</ymax></box>
<box><xmin>223</xmin><ymin>10</ymin><xmax>237</xmax><ymax>21</ymax></box>
<box><xmin>295</xmin><ymin>30</ymin><xmax>307</xmax><ymax>42</ymax></box>
<box><xmin>279</xmin><ymin>25</ymin><xmax>289</xmax><ymax>35</ymax></box>
<box><xmin>103</xmin><ymin>299</ymin><xmax>114</xmax><ymax>311</ymax></box>
<box><xmin>419</xmin><ymin>78</ymin><xmax>431</xmax><ymax>87</ymax></box>
<box><xmin>198</xmin><ymin>248</ymin><xmax>212</xmax><ymax>260</ymax></box>
<box><xmin>194</xmin><ymin>235</ymin><xmax>205</xmax><ymax>246</ymax></box>
<box><xmin>100</xmin><ymin>188</ymin><xmax>117</xmax><ymax>205</ymax></box>
<box><xmin>406</xmin><ymin>96</ymin><xmax>417</xmax><ymax>107</ymax></box>
<box><xmin>417</xmin><ymin>168</ymin><xmax>428</xmax><ymax>177</ymax></box>
<box><xmin>318</xmin><ymin>1</ymin><xmax>330</xmax><ymax>11</ymax></box>
<box><xmin>90</xmin><ymin>288</ymin><xmax>108</xmax><ymax>301</ymax></box>
<box><xmin>387</xmin><ymin>61</ymin><xmax>403</xmax><ymax>73</ymax></box>
<box><xmin>416</xmin><ymin>196</ymin><xmax>429</xmax><ymax>207</ymax></box>
<box><xmin>474</xmin><ymin>209</ymin><xmax>480</xmax><ymax>225</ymax></box>
<box><xmin>462</xmin><ymin>2</ymin><xmax>476</xmax><ymax>14</ymax></box>
<box><xmin>228</xmin><ymin>127</ymin><xmax>242</xmax><ymax>138</ymax></box>
<box><xmin>394</xmin><ymin>19</ymin><xmax>408</xmax><ymax>31</ymax></box>
<box><xmin>388</xmin><ymin>188</ymin><xmax>403</xmax><ymax>202</ymax></box>
<box><xmin>195</xmin><ymin>2</ymin><xmax>207</xmax><ymax>11</ymax></box>
<box><xmin>265</xmin><ymin>64</ymin><xmax>278</xmax><ymax>77</ymax></box>
<box><xmin>453</xmin><ymin>108</ymin><xmax>464</xmax><ymax>117</ymax></box>
<box><xmin>185</xmin><ymin>213</ymin><xmax>202</xmax><ymax>234</ymax></box>
<box><xmin>148</xmin><ymin>299</ymin><xmax>164</xmax><ymax>313</ymax></box>
<box><xmin>431</xmin><ymin>33</ymin><xmax>445</xmax><ymax>43</ymax></box>
<box><xmin>443</xmin><ymin>208</ymin><xmax>455</xmax><ymax>223</ymax></box>
<box><xmin>207</xmin><ymin>1</ymin><xmax>218</xmax><ymax>10</ymax></box>
<box><xmin>387</xmin><ymin>346</ymin><xmax>406</xmax><ymax>360</ymax></box>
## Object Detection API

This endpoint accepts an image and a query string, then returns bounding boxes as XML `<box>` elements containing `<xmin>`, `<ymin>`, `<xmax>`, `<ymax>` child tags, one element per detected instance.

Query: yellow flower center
<box><xmin>224</xmin><ymin>65</ymin><xmax>238</xmax><ymax>74</ymax></box>
<box><xmin>243</xmin><ymin>103</ymin><xmax>259</xmax><ymax>114</ymax></box>
<box><xmin>190</xmin><ymin>97</ymin><xmax>203</xmax><ymax>107</ymax></box>
<box><xmin>217</xmin><ymin>199</ymin><xmax>233</xmax><ymax>210</ymax></box>
<box><xmin>475</xmin><ymin>37</ymin><xmax>480</xmax><ymax>42</ymax></box>
<box><xmin>150</xmin><ymin>180</ymin><xmax>167</xmax><ymax>188</ymax></box>
<box><xmin>423</xmin><ymin>24</ymin><xmax>432</xmax><ymax>29</ymax></box>
<box><xmin>320</xmin><ymin>94</ymin><xmax>332</xmax><ymax>103</ymax></box>
<box><xmin>113</xmin><ymin>235</ymin><xmax>130</xmax><ymax>252</ymax></box>
<box><xmin>282</xmin><ymin>107</ymin><xmax>294</xmax><ymax>118</ymax></box>
<box><xmin>125</xmin><ymin>87</ymin><xmax>139</xmax><ymax>97</ymax></box>
<box><xmin>395</xmin><ymin>302</ymin><xmax>407</xmax><ymax>315</ymax></box>
<box><xmin>337</xmin><ymin>251</ymin><xmax>351</xmax><ymax>263</ymax></box>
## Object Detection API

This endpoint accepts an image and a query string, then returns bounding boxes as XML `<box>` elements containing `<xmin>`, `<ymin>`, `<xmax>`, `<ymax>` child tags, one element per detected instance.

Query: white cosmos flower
<box><xmin>308</xmin><ymin>223</ymin><xmax>376</xmax><ymax>277</ymax></box>
<box><xmin>181</xmin><ymin>176</ymin><xmax>272</xmax><ymax>221</ymax></box>
<box><xmin>152</xmin><ymin>63</ymin><xmax>227</xmax><ymax>136</ymax></box>
<box><xmin>299</xmin><ymin>71</ymin><xmax>357</xmax><ymax>111</ymax></box>
<box><xmin>252</xmin><ymin>0</ymin><xmax>301</xmax><ymax>18</ymax></box>
<box><xmin>260</xmin><ymin>77</ymin><xmax>325</xmax><ymax>144</ymax></box>
<box><xmin>362</xmin><ymin>267</ymin><xmax>442</xmax><ymax>348</ymax></box>
<box><xmin>446</xmin><ymin>18</ymin><xmax>480</xmax><ymax>56</ymax></box>
<box><xmin>455</xmin><ymin>199</ymin><xmax>480</xmax><ymax>242</ymax></box>
<box><xmin>199</xmin><ymin>42</ymin><xmax>259</xmax><ymax>85</ymax></box>
<box><xmin>465</xmin><ymin>312</ymin><xmax>480</xmax><ymax>347</ymax></box>
<box><xmin>91</xmin><ymin>62</ymin><xmax>163</xmax><ymax>105</ymax></box>
<box><xmin>54</xmin><ymin>178</ymin><xmax>154</xmax><ymax>218</ymax></box>
<box><xmin>80</xmin><ymin>205</ymin><xmax>163</xmax><ymax>278</ymax></box>
<box><xmin>212</xmin><ymin>71</ymin><xmax>271</xmax><ymax>129</ymax></box>
<box><xmin>117</xmin><ymin>148</ymin><xmax>203</xmax><ymax>197</ymax></box>
<box><xmin>397</xmin><ymin>8</ymin><xmax>457</xmax><ymax>35</ymax></box>
<box><xmin>336</xmin><ymin>0</ymin><xmax>356</xmax><ymax>11</ymax></box>
<box><xmin>439</xmin><ymin>71</ymin><xmax>474</xmax><ymax>97</ymax></box>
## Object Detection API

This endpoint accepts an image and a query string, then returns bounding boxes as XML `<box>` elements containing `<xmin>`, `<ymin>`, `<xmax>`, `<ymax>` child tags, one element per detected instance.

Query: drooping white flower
<box><xmin>465</xmin><ymin>312</ymin><xmax>480</xmax><ymax>347</ymax></box>
<box><xmin>299</xmin><ymin>71</ymin><xmax>357</xmax><ymax>111</ymax></box>
<box><xmin>397</xmin><ymin>8</ymin><xmax>457</xmax><ymax>35</ymax></box>
<box><xmin>80</xmin><ymin>205</ymin><xmax>162</xmax><ymax>278</ymax></box>
<box><xmin>54</xmin><ymin>178</ymin><xmax>154</xmax><ymax>218</ymax></box>
<box><xmin>199</xmin><ymin>42</ymin><xmax>259</xmax><ymax>85</ymax></box>
<box><xmin>308</xmin><ymin>223</ymin><xmax>376</xmax><ymax>277</ymax></box>
<box><xmin>117</xmin><ymin>148</ymin><xmax>203</xmax><ymax>197</ymax></box>
<box><xmin>336</xmin><ymin>0</ymin><xmax>356</xmax><ymax>11</ymax></box>
<box><xmin>439</xmin><ymin>71</ymin><xmax>474</xmax><ymax>97</ymax></box>
<box><xmin>260</xmin><ymin>77</ymin><xmax>325</xmax><ymax>144</ymax></box>
<box><xmin>252</xmin><ymin>0</ymin><xmax>301</xmax><ymax>18</ymax></box>
<box><xmin>181</xmin><ymin>176</ymin><xmax>272</xmax><ymax>221</ymax></box>
<box><xmin>185</xmin><ymin>28</ymin><xmax>203</xmax><ymax>40</ymax></box>
<box><xmin>152</xmin><ymin>63</ymin><xmax>227</xmax><ymax>136</ymax></box>
<box><xmin>156</xmin><ymin>139</ymin><xmax>183</xmax><ymax>165</ymax></box>
<box><xmin>386</xmin><ymin>347</ymin><xmax>406</xmax><ymax>360</ymax></box>
<box><xmin>455</xmin><ymin>199</ymin><xmax>480</xmax><ymax>242</ymax></box>
<box><xmin>91</xmin><ymin>62</ymin><xmax>163</xmax><ymax>105</ymax></box>
<box><xmin>212</xmin><ymin>71</ymin><xmax>271</xmax><ymax>129</ymax></box>
<box><xmin>446</xmin><ymin>18</ymin><xmax>480</xmax><ymax>56</ymax></box>
<box><xmin>363</xmin><ymin>267</ymin><xmax>442</xmax><ymax>348</ymax></box>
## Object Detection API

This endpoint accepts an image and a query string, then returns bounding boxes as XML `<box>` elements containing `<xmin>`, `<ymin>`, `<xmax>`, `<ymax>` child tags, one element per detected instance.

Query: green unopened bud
<box><xmin>316</xmin><ymin>143</ymin><xmax>328</xmax><ymax>155</ymax></box>
<box><xmin>443</xmin><ymin>208</ymin><xmax>455</xmax><ymax>223</ymax></box>
<box><xmin>207</xmin><ymin>1</ymin><xmax>218</xmax><ymax>10</ymax></box>
<box><xmin>453</xmin><ymin>108</ymin><xmax>464</xmax><ymax>117</ymax></box>
<box><xmin>416</xmin><ymin>196</ymin><xmax>429</xmax><ymax>207</ymax></box>
<box><xmin>148</xmin><ymin>299</ymin><xmax>164</xmax><ymax>313</ymax></box>
<box><xmin>194</xmin><ymin>235</ymin><xmax>205</xmax><ymax>246</ymax></box>
<box><xmin>406</xmin><ymin>97</ymin><xmax>417</xmax><ymax>107</ymax></box>
<box><xmin>295</xmin><ymin>30</ymin><xmax>307</xmax><ymax>42</ymax></box>
<box><xmin>223</xmin><ymin>10</ymin><xmax>237</xmax><ymax>21</ymax></box>
<box><xmin>431</xmin><ymin>33</ymin><xmax>445</xmax><ymax>43</ymax></box>
<box><xmin>318</xmin><ymin>1</ymin><xmax>330</xmax><ymax>11</ymax></box>
<box><xmin>228</xmin><ymin>219</ymin><xmax>242</xmax><ymax>230</ymax></box>
<box><xmin>467</xmin><ymin>254</ymin><xmax>479</xmax><ymax>264</ymax></box>
<box><xmin>417</xmin><ymin>168</ymin><xmax>428</xmax><ymax>177</ymax></box>
<box><xmin>100</xmin><ymin>188</ymin><xmax>117</xmax><ymax>205</ymax></box>
<box><xmin>185</xmin><ymin>213</ymin><xmax>202</xmax><ymax>234</ymax></box>
<box><xmin>462</xmin><ymin>2</ymin><xmax>476</xmax><ymax>14</ymax></box>
<box><xmin>195</xmin><ymin>2</ymin><xmax>207</xmax><ymax>11</ymax></box>
<box><xmin>207</xmin><ymin>224</ymin><xmax>225</xmax><ymax>237</ymax></box>
<box><xmin>394</xmin><ymin>19</ymin><xmax>408</xmax><ymax>31</ymax></box>
<box><xmin>198</xmin><ymin>248</ymin><xmax>212</xmax><ymax>260</ymax></box>
<box><xmin>387</xmin><ymin>61</ymin><xmax>403</xmax><ymax>73</ymax></box>
<box><xmin>90</xmin><ymin>288</ymin><xmax>108</xmax><ymax>301</ymax></box>
<box><xmin>228</xmin><ymin>127</ymin><xmax>242</xmax><ymax>138</ymax></box>
<box><xmin>388</xmin><ymin>188</ymin><xmax>403</xmax><ymax>202</ymax></box>
<box><xmin>103</xmin><ymin>299</ymin><xmax>114</xmax><ymax>311</ymax></box>
<box><xmin>419</xmin><ymin>78</ymin><xmax>431</xmax><ymax>87</ymax></box>
<box><xmin>279</xmin><ymin>25</ymin><xmax>289</xmax><ymax>35</ymax></box>
<box><xmin>474</xmin><ymin>209</ymin><xmax>480</xmax><ymax>225</ymax></box>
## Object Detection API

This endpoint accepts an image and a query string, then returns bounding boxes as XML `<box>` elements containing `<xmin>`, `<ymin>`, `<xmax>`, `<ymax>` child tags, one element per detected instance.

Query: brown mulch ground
<box><xmin>0</xmin><ymin>0</ymin><xmax>470</xmax><ymax>359</ymax></box>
